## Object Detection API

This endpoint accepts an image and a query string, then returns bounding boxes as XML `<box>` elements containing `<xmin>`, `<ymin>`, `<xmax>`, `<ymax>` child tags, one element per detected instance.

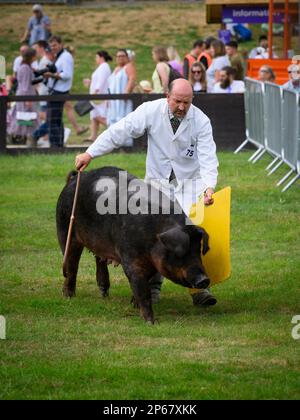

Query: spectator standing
<box><xmin>43</xmin><ymin>35</ymin><xmax>74</xmax><ymax>148</ymax></box>
<box><xmin>282</xmin><ymin>64</ymin><xmax>300</xmax><ymax>93</ymax></box>
<box><xmin>83</xmin><ymin>50</ymin><xmax>112</xmax><ymax>142</ymax></box>
<box><xmin>167</xmin><ymin>46</ymin><xmax>183</xmax><ymax>75</ymax></box>
<box><xmin>183</xmin><ymin>40</ymin><xmax>204</xmax><ymax>80</ymax></box>
<box><xmin>206</xmin><ymin>40</ymin><xmax>230</xmax><ymax>92</ymax></box>
<box><xmin>10</xmin><ymin>48</ymin><xmax>39</xmax><ymax>146</ymax></box>
<box><xmin>107</xmin><ymin>49</ymin><xmax>136</xmax><ymax>146</ymax></box>
<box><xmin>151</xmin><ymin>46</ymin><xmax>170</xmax><ymax>94</ymax></box>
<box><xmin>198</xmin><ymin>37</ymin><xmax>215</xmax><ymax>70</ymax></box>
<box><xmin>13</xmin><ymin>42</ymin><xmax>38</xmax><ymax>77</ymax></box>
<box><xmin>212</xmin><ymin>66</ymin><xmax>245</xmax><ymax>93</ymax></box>
<box><xmin>258</xmin><ymin>65</ymin><xmax>276</xmax><ymax>83</ymax></box>
<box><xmin>225</xmin><ymin>41</ymin><xmax>244</xmax><ymax>80</ymax></box>
<box><xmin>63</xmin><ymin>46</ymin><xmax>88</xmax><ymax>137</ymax></box>
<box><xmin>33</xmin><ymin>41</ymin><xmax>52</xmax><ymax>114</ymax></box>
<box><xmin>21</xmin><ymin>4</ymin><xmax>51</xmax><ymax>47</ymax></box>
<box><xmin>189</xmin><ymin>62</ymin><xmax>207</xmax><ymax>93</ymax></box>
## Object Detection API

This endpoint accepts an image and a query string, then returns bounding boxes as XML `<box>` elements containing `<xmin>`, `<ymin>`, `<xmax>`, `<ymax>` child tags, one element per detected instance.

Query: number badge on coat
<box><xmin>181</xmin><ymin>144</ymin><xmax>196</xmax><ymax>159</ymax></box>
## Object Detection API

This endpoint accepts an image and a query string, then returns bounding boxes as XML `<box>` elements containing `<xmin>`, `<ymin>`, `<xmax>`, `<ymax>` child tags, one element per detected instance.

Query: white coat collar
<box><xmin>163</xmin><ymin>101</ymin><xmax>193</xmax><ymax>141</ymax></box>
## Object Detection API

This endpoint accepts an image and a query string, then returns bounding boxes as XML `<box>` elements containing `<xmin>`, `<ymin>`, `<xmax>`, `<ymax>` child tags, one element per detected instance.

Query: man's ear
<box><xmin>158</xmin><ymin>226</ymin><xmax>190</xmax><ymax>257</ymax></box>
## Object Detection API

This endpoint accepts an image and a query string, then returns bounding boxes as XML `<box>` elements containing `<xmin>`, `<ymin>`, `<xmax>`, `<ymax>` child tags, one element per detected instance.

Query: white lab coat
<box><xmin>86</xmin><ymin>98</ymin><xmax>219</xmax><ymax>215</ymax></box>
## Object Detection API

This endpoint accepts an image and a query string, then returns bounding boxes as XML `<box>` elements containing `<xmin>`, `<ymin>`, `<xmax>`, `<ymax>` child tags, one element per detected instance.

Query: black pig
<box><xmin>56</xmin><ymin>167</ymin><xmax>210</xmax><ymax>323</ymax></box>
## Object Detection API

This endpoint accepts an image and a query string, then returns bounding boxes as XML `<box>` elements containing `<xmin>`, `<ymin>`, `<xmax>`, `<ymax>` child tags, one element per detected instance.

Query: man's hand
<box><xmin>43</xmin><ymin>72</ymin><xmax>55</xmax><ymax>79</ymax></box>
<box><xmin>204</xmin><ymin>188</ymin><xmax>214</xmax><ymax>206</ymax></box>
<box><xmin>75</xmin><ymin>152</ymin><xmax>92</xmax><ymax>171</ymax></box>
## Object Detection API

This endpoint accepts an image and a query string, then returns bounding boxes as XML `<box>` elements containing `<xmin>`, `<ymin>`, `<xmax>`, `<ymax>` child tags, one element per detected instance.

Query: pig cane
<box><xmin>63</xmin><ymin>171</ymin><xmax>81</xmax><ymax>277</ymax></box>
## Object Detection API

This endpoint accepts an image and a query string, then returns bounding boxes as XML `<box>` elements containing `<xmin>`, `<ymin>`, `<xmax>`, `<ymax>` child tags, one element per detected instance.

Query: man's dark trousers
<box><xmin>47</xmin><ymin>90</ymin><xmax>68</xmax><ymax>147</ymax></box>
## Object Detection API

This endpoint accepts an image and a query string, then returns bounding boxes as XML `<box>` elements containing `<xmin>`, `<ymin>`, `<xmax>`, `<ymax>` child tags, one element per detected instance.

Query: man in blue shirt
<box><xmin>21</xmin><ymin>4</ymin><xmax>51</xmax><ymax>46</ymax></box>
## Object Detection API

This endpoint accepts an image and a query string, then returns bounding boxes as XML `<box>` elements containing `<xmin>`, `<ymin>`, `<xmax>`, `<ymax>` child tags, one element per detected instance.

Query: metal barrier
<box><xmin>263</xmin><ymin>82</ymin><xmax>283</xmax><ymax>172</ymax></box>
<box><xmin>280</xmin><ymin>89</ymin><xmax>300</xmax><ymax>191</ymax></box>
<box><xmin>235</xmin><ymin>77</ymin><xmax>300</xmax><ymax>192</ymax></box>
<box><xmin>234</xmin><ymin>78</ymin><xmax>265</xmax><ymax>163</ymax></box>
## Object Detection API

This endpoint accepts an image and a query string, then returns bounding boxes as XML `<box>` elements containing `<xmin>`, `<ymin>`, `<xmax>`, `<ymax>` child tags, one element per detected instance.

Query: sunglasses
<box><xmin>191</xmin><ymin>70</ymin><xmax>202</xmax><ymax>74</ymax></box>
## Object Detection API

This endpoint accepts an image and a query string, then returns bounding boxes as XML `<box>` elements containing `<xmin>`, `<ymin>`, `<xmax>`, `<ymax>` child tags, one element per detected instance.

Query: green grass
<box><xmin>0</xmin><ymin>151</ymin><xmax>300</xmax><ymax>400</ymax></box>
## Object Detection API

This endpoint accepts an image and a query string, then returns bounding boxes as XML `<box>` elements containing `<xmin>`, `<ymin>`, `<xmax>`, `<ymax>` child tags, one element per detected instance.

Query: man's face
<box><xmin>33</xmin><ymin>44</ymin><xmax>42</xmax><ymax>58</ymax></box>
<box><xmin>225</xmin><ymin>46</ymin><xmax>235</xmax><ymax>57</ymax></box>
<box><xmin>20</xmin><ymin>45</ymin><xmax>28</xmax><ymax>55</ymax></box>
<box><xmin>219</xmin><ymin>71</ymin><xmax>231</xmax><ymax>89</ymax></box>
<box><xmin>33</xmin><ymin>11</ymin><xmax>42</xmax><ymax>19</ymax></box>
<box><xmin>167</xmin><ymin>90</ymin><xmax>192</xmax><ymax>118</ymax></box>
<box><xmin>194</xmin><ymin>46</ymin><xmax>202</xmax><ymax>56</ymax></box>
<box><xmin>260</xmin><ymin>39</ymin><xmax>268</xmax><ymax>49</ymax></box>
<box><xmin>50</xmin><ymin>41</ymin><xmax>62</xmax><ymax>57</ymax></box>
<box><xmin>288</xmin><ymin>64</ymin><xmax>300</xmax><ymax>81</ymax></box>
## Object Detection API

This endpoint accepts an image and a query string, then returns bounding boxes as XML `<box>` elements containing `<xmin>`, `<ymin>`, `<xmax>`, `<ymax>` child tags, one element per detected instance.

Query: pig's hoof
<box><xmin>63</xmin><ymin>288</ymin><xmax>76</xmax><ymax>298</ymax></box>
<box><xmin>100</xmin><ymin>288</ymin><xmax>109</xmax><ymax>298</ymax></box>
<box><xmin>130</xmin><ymin>295</ymin><xmax>139</xmax><ymax>309</ymax></box>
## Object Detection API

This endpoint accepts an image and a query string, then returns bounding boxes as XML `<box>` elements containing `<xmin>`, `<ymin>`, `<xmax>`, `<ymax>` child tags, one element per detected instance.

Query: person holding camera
<box><xmin>43</xmin><ymin>35</ymin><xmax>74</xmax><ymax>147</ymax></box>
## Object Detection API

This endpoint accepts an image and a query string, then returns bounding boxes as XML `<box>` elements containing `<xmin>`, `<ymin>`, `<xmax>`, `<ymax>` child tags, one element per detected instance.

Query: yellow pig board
<box><xmin>189</xmin><ymin>187</ymin><xmax>231</xmax><ymax>286</ymax></box>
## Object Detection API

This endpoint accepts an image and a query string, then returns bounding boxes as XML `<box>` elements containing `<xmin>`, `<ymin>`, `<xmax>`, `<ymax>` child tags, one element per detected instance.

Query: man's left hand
<box><xmin>204</xmin><ymin>188</ymin><xmax>214</xmax><ymax>206</ymax></box>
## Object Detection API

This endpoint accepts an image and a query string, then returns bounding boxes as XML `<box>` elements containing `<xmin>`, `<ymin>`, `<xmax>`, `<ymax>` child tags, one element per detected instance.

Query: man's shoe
<box><xmin>191</xmin><ymin>289</ymin><xmax>217</xmax><ymax>307</ymax></box>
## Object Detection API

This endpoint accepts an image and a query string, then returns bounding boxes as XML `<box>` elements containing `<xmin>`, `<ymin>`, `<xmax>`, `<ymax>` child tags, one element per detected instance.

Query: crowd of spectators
<box><xmin>1</xmin><ymin>3</ymin><xmax>299</xmax><ymax>148</ymax></box>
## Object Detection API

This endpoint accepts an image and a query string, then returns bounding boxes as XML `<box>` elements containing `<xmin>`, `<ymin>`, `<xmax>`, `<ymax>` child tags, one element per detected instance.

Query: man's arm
<box><xmin>57</xmin><ymin>53</ymin><xmax>73</xmax><ymax>82</ymax></box>
<box><xmin>196</xmin><ymin>116</ymin><xmax>219</xmax><ymax>205</ymax></box>
<box><xmin>43</xmin><ymin>16</ymin><xmax>51</xmax><ymax>33</ymax></box>
<box><xmin>21</xmin><ymin>18</ymin><xmax>32</xmax><ymax>42</ymax></box>
<box><xmin>75</xmin><ymin>102</ymin><xmax>148</xmax><ymax>171</ymax></box>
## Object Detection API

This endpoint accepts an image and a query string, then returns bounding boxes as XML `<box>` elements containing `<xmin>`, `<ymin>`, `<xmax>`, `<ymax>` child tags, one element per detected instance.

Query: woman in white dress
<box><xmin>106</xmin><ymin>49</ymin><xmax>136</xmax><ymax>146</ymax></box>
<box><xmin>83</xmin><ymin>50</ymin><xmax>112</xmax><ymax>141</ymax></box>
<box><xmin>206</xmin><ymin>40</ymin><xmax>231</xmax><ymax>93</ymax></box>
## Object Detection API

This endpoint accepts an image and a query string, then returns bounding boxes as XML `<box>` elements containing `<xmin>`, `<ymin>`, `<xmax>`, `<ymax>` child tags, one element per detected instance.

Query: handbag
<box><xmin>74</xmin><ymin>100</ymin><xmax>94</xmax><ymax>117</ymax></box>
<box><xmin>16</xmin><ymin>111</ymin><xmax>38</xmax><ymax>126</ymax></box>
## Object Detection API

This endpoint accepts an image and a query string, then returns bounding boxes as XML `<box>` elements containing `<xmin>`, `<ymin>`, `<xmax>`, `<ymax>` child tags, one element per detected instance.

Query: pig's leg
<box><xmin>62</xmin><ymin>241</ymin><xmax>83</xmax><ymax>298</ymax></box>
<box><xmin>131</xmin><ymin>278</ymin><xmax>154</xmax><ymax>324</ymax></box>
<box><xmin>95</xmin><ymin>257</ymin><xmax>110</xmax><ymax>297</ymax></box>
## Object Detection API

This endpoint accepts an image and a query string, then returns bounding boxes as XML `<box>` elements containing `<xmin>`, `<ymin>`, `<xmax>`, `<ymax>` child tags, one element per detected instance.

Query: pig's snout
<box><xmin>193</xmin><ymin>274</ymin><xmax>210</xmax><ymax>290</ymax></box>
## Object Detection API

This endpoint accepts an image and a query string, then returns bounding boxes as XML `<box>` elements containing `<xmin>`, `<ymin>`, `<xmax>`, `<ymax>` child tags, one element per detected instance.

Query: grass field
<box><xmin>0</xmin><ymin>151</ymin><xmax>300</xmax><ymax>400</ymax></box>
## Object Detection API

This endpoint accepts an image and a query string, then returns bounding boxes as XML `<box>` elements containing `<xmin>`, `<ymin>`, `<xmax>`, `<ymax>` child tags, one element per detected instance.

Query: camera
<box><xmin>32</xmin><ymin>63</ymin><xmax>57</xmax><ymax>85</ymax></box>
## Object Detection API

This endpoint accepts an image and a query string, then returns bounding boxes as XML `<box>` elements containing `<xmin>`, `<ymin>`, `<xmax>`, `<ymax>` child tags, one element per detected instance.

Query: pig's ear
<box><xmin>158</xmin><ymin>227</ymin><xmax>190</xmax><ymax>257</ymax></box>
<box><xmin>184</xmin><ymin>225</ymin><xmax>210</xmax><ymax>255</ymax></box>
<box><xmin>197</xmin><ymin>227</ymin><xmax>210</xmax><ymax>255</ymax></box>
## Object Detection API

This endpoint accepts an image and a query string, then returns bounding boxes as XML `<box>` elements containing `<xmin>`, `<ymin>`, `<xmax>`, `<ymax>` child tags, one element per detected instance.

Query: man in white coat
<box><xmin>75</xmin><ymin>79</ymin><xmax>219</xmax><ymax>307</ymax></box>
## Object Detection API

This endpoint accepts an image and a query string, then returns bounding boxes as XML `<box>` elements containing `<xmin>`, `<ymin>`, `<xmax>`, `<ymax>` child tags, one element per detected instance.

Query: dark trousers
<box><xmin>47</xmin><ymin>90</ymin><xmax>68</xmax><ymax>147</ymax></box>
<box><xmin>33</xmin><ymin>122</ymin><xmax>48</xmax><ymax>141</ymax></box>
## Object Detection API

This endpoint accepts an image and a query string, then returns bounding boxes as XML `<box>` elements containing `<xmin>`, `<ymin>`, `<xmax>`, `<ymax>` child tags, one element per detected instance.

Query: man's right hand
<box><xmin>75</xmin><ymin>152</ymin><xmax>92</xmax><ymax>171</ymax></box>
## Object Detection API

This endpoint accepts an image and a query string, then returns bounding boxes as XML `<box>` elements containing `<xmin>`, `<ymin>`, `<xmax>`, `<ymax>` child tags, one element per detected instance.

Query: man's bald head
<box><xmin>169</xmin><ymin>78</ymin><xmax>193</xmax><ymax>97</ymax></box>
<box><xmin>167</xmin><ymin>78</ymin><xmax>193</xmax><ymax>118</ymax></box>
